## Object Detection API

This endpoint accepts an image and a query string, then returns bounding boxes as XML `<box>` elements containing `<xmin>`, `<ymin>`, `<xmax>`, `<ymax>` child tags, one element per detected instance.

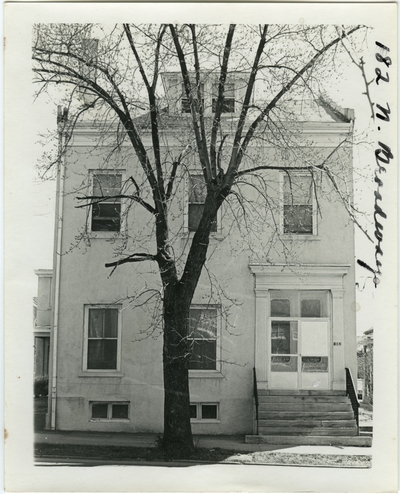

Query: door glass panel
<box><xmin>271</xmin><ymin>356</ymin><xmax>298</xmax><ymax>372</ymax></box>
<box><xmin>271</xmin><ymin>321</ymin><xmax>298</xmax><ymax>355</ymax></box>
<box><xmin>271</xmin><ymin>299</ymin><xmax>291</xmax><ymax>317</ymax></box>
<box><xmin>301</xmin><ymin>299</ymin><xmax>321</xmax><ymax>317</ymax></box>
<box><xmin>302</xmin><ymin>356</ymin><xmax>328</xmax><ymax>373</ymax></box>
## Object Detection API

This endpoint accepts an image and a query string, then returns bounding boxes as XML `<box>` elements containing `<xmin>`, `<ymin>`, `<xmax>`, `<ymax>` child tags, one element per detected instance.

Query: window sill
<box><xmin>90</xmin><ymin>419</ymin><xmax>130</xmax><ymax>423</ymax></box>
<box><xmin>79</xmin><ymin>372</ymin><xmax>125</xmax><ymax>378</ymax></box>
<box><xmin>281</xmin><ymin>235</ymin><xmax>320</xmax><ymax>241</ymax></box>
<box><xmin>181</xmin><ymin>232</ymin><xmax>224</xmax><ymax>242</ymax></box>
<box><xmin>189</xmin><ymin>370</ymin><xmax>223</xmax><ymax>379</ymax></box>
<box><xmin>87</xmin><ymin>232</ymin><xmax>126</xmax><ymax>240</ymax></box>
<box><xmin>190</xmin><ymin>419</ymin><xmax>220</xmax><ymax>424</ymax></box>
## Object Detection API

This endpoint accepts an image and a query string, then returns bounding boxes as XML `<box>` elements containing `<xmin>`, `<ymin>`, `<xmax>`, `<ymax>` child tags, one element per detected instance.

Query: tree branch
<box><xmin>233</xmin><ymin>25</ymin><xmax>362</xmax><ymax>175</ymax></box>
<box><xmin>75</xmin><ymin>194</ymin><xmax>156</xmax><ymax>215</ymax></box>
<box><xmin>209</xmin><ymin>24</ymin><xmax>236</xmax><ymax>177</ymax></box>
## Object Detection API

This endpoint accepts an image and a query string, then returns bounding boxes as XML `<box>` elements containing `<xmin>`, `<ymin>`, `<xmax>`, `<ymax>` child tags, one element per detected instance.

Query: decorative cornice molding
<box><xmin>249</xmin><ymin>263</ymin><xmax>351</xmax><ymax>291</ymax></box>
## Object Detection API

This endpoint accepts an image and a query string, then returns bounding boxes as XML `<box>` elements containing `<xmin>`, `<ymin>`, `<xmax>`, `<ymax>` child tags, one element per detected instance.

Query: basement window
<box><xmin>90</xmin><ymin>402</ymin><xmax>129</xmax><ymax>421</ymax></box>
<box><xmin>190</xmin><ymin>403</ymin><xmax>219</xmax><ymax>422</ymax></box>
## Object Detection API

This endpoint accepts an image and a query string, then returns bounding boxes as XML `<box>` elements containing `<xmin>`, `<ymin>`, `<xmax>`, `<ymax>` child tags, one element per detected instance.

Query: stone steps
<box><xmin>258</xmin><ymin>427</ymin><xmax>358</xmax><ymax>436</ymax></box>
<box><xmin>258</xmin><ymin>395</ymin><xmax>350</xmax><ymax>403</ymax></box>
<box><xmin>258</xmin><ymin>402</ymin><xmax>353</xmax><ymax>412</ymax></box>
<box><xmin>259</xmin><ymin>419</ymin><xmax>356</xmax><ymax>428</ymax></box>
<box><xmin>249</xmin><ymin>388</ymin><xmax>368</xmax><ymax>447</ymax></box>
<box><xmin>258</xmin><ymin>390</ymin><xmax>346</xmax><ymax>396</ymax></box>
<box><xmin>259</xmin><ymin>411</ymin><xmax>354</xmax><ymax>420</ymax></box>
<box><xmin>245</xmin><ymin>435</ymin><xmax>372</xmax><ymax>446</ymax></box>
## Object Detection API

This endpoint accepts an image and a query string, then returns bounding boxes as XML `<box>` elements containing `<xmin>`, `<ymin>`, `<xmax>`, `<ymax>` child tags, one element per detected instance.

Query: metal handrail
<box><xmin>253</xmin><ymin>367</ymin><xmax>259</xmax><ymax>435</ymax></box>
<box><xmin>345</xmin><ymin>367</ymin><xmax>360</xmax><ymax>434</ymax></box>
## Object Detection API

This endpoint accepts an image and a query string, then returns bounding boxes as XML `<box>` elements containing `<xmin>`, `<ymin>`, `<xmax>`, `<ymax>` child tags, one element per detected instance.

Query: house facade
<box><xmin>44</xmin><ymin>72</ymin><xmax>363</xmax><ymax>443</ymax></box>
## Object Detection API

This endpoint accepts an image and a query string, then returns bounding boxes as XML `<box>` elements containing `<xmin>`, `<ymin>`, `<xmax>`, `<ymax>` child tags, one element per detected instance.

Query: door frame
<box><xmin>249</xmin><ymin>263</ymin><xmax>350</xmax><ymax>391</ymax></box>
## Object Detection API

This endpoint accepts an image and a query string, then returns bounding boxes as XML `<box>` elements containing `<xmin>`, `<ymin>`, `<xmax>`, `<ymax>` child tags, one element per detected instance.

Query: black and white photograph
<box><xmin>4</xmin><ymin>2</ymin><xmax>397</xmax><ymax>492</ymax></box>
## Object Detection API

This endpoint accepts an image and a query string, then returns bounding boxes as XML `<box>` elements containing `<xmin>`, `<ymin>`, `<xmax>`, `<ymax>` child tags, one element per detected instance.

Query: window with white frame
<box><xmin>188</xmin><ymin>306</ymin><xmax>218</xmax><ymax>370</ymax></box>
<box><xmin>90</xmin><ymin>401</ymin><xmax>129</xmax><ymax>421</ymax></box>
<box><xmin>283</xmin><ymin>173</ymin><xmax>315</xmax><ymax>235</ymax></box>
<box><xmin>188</xmin><ymin>175</ymin><xmax>217</xmax><ymax>232</ymax></box>
<box><xmin>212</xmin><ymin>82</ymin><xmax>235</xmax><ymax>113</ymax></box>
<box><xmin>91</xmin><ymin>172</ymin><xmax>122</xmax><ymax>232</ymax></box>
<box><xmin>84</xmin><ymin>306</ymin><xmax>121</xmax><ymax>371</ymax></box>
<box><xmin>190</xmin><ymin>403</ymin><xmax>219</xmax><ymax>421</ymax></box>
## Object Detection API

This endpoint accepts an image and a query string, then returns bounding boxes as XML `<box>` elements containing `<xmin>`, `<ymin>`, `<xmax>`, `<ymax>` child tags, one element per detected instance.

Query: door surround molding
<box><xmin>249</xmin><ymin>263</ymin><xmax>350</xmax><ymax>390</ymax></box>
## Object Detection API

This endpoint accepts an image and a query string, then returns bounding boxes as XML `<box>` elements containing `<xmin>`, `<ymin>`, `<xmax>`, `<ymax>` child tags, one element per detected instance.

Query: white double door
<box><xmin>269</xmin><ymin>319</ymin><xmax>330</xmax><ymax>390</ymax></box>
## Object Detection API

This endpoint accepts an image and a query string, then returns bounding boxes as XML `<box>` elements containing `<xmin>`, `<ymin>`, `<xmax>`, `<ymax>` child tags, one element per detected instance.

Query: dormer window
<box><xmin>212</xmin><ymin>82</ymin><xmax>235</xmax><ymax>113</ymax></box>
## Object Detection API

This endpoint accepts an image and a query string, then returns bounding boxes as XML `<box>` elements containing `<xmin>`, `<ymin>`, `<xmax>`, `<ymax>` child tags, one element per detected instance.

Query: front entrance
<box><xmin>268</xmin><ymin>290</ymin><xmax>331</xmax><ymax>390</ymax></box>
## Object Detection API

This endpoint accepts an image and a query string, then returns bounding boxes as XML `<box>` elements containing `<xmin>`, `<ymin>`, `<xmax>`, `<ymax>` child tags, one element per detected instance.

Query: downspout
<box><xmin>50</xmin><ymin>107</ymin><xmax>67</xmax><ymax>430</ymax></box>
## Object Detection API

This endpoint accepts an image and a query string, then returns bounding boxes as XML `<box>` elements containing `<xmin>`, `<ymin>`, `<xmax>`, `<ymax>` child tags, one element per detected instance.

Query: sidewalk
<box><xmin>35</xmin><ymin>430</ymin><xmax>372</xmax><ymax>456</ymax></box>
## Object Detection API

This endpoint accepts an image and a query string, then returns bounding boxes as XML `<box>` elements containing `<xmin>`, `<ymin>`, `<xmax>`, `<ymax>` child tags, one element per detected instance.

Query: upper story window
<box><xmin>212</xmin><ymin>82</ymin><xmax>235</xmax><ymax>113</ymax></box>
<box><xmin>188</xmin><ymin>175</ymin><xmax>217</xmax><ymax>232</ymax></box>
<box><xmin>182</xmin><ymin>82</ymin><xmax>204</xmax><ymax>113</ymax></box>
<box><xmin>283</xmin><ymin>173</ymin><xmax>315</xmax><ymax>235</ymax></box>
<box><xmin>91</xmin><ymin>172</ymin><xmax>122</xmax><ymax>232</ymax></box>
<box><xmin>188</xmin><ymin>306</ymin><xmax>218</xmax><ymax>370</ymax></box>
<box><xmin>84</xmin><ymin>306</ymin><xmax>121</xmax><ymax>371</ymax></box>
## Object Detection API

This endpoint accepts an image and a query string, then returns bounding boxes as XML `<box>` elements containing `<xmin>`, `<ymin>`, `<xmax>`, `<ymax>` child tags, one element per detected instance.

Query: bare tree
<box><xmin>33</xmin><ymin>23</ymin><xmax>365</xmax><ymax>456</ymax></box>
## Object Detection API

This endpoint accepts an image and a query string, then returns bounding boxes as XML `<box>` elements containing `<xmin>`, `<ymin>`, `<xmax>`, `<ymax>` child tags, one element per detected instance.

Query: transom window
<box><xmin>91</xmin><ymin>173</ymin><xmax>122</xmax><ymax>232</ymax></box>
<box><xmin>283</xmin><ymin>173</ymin><xmax>314</xmax><ymax>234</ymax></box>
<box><xmin>90</xmin><ymin>402</ymin><xmax>129</xmax><ymax>421</ymax></box>
<box><xmin>188</xmin><ymin>306</ymin><xmax>218</xmax><ymax>370</ymax></box>
<box><xmin>85</xmin><ymin>306</ymin><xmax>120</xmax><ymax>370</ymax></box>
<box><xmin>188</xmin><ymin>175</ymin><xmax>217</xmax><ymax>232</ymax></box>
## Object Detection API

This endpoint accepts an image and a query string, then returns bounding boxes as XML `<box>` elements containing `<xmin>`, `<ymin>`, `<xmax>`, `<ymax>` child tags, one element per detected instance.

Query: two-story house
<box><xmin>42</xmin><ymin>71</ymin><xmax>370</xmax><ymax>446</ymax></box>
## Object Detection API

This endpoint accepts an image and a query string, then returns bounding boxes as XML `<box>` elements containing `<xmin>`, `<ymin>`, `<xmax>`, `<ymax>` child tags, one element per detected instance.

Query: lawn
<box><xmin>35</xmin><ymin>443</ymin><xmax>371</xmax><ymax>468</ymax></box>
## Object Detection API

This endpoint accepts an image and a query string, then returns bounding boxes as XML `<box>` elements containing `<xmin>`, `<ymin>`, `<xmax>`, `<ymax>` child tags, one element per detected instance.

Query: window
<box><xmin>283</xmin><ymin>173</ymin><xmax>314</xmax><ymax>234</ymax></box>
<box><xmin>212</xmin><ymin>82</ymin><xmax>235</xmax><ymax>113</ymax></box>
<box><xmin>182</xmin><ymin>82</ymin><xmax>204</xmax><ymax>113</ymax></box>
<box><xmin>188</xmin><ymin>175</ymin><xmax>217</xmax><ymax>232</ymax></box>
<box><xmin>190</xmin><ymin>403</ymin><xmax>219</xmax><ymax>421</ymax></box>
<box><xmin>84</xmin><ymin>306</ymin><xmax>121</xmax><ymax>371</ymax></box>
<box><xmin>188</xmin><ymin>307</ymin><xmax>218</xmax><ymax>370</ymax></box>
<box><xmin>91</xmin><ymin>173</ymin><xmax>122</xmax><ymax>232</ymax></box>
<box><xmin>90</xmin><ymin>402</ymin><xmax>129</xmax><ymax>421</ymax></box>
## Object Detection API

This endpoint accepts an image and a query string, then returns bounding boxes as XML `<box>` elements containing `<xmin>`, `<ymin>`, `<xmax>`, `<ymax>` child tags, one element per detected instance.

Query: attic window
<box><xmin>212</xmin><ymin>82</ymin><xmax>235</xmax><ymax>113</ymax></box>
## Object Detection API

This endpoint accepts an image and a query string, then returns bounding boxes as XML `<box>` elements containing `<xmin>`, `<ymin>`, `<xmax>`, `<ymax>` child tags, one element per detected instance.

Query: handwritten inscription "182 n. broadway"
<box><xmin>358</xmin><ymin>41</ymin><xmax>393</xmax><ymax>288</ymax></box>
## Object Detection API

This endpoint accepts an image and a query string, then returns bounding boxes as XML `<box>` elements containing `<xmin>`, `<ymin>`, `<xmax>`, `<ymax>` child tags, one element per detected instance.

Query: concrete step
<box><xmin>258</xmin><ymin>427</ymin><xmax>358</xmax><ymax>436</ymax></box>
<box><xmin>258</xmin><ymin>419</ymin><xmax>357</xmax><ymax>428</ymax></box>
<box><xmin>258</xmin><ymin>395</ymin><xmax>350</xmax><ymax>403</ymax></box>
<box><xmin>245</xmin><ymin>435</ymin><xmax>372</xmax><ymax>447</ymax></box>
<box><xmin>257</xmin><ymin>389</ymin><xmax>347</xmax><ymax>396</ymax></box>
<box><xmin>258</xmin><ymin>411</ymin><xmax>355</xmax><ymax>420</ymax></box>
<box><xmin>258</xmin><ymin>403</ymin><xmax>353</xmax><ymax>412</ymax></box>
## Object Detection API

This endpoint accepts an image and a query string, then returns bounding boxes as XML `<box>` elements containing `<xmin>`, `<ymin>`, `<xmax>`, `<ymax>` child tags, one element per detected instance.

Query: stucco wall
<box><xmin>51</xmin><ymin>120</ymin><xmax>356</xmax><ymax>433</ymax></box>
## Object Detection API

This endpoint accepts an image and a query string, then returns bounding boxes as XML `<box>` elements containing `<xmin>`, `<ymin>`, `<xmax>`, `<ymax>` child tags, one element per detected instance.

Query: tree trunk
<box><xmin>162</xmin><ymin>286</ymin><xmax>194</xmax><ymax>457</ymax></box>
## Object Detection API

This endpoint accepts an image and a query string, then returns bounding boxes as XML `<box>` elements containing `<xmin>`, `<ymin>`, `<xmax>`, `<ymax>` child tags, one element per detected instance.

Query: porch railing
<box><xmin>253</xmin><ymin>367</ymin><xmax>259</xmax><ymax>435</ymax></box>
<box><xmin>345</xmin><ymin>367</ymin><xmax>360</xmax><ymax>434</ymax></box>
